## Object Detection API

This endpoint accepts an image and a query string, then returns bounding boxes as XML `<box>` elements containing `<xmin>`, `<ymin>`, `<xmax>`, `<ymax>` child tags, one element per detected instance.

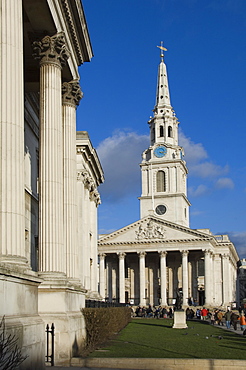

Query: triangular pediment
<box><xmin>98</xmin><ymin>216</ymin><xmax>212</xmax><ymax>245</ymax></box>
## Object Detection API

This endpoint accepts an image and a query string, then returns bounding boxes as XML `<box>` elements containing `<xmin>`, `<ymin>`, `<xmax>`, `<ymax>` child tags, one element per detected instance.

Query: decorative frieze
<box><xmin>135</xmin><ymin>220</ymin><xmax>166</xmax><ymax>240</ymax></box>
<box><xmin>33</xmin><ymin>32</ymin><xmax>70</xmax><ymax>67</ymax></box>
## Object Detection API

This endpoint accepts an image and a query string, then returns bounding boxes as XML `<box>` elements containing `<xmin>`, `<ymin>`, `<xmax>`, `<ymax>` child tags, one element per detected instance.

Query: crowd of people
<box><xmin>134</xmin><ymin>305</ymin><xmax>174</xmax><ymax>319</ymax></box>
<box><xmin>131</xmin><ymin>304</ymin><xmax>246</xmax><ymax>332</ymax></box>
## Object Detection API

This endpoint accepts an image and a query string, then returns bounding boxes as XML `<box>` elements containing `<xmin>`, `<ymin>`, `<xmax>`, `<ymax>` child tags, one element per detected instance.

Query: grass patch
<box><xmin>88</xmin><ymin>319</ymin><xmax>246</xmax><ymax>359</ymax></box>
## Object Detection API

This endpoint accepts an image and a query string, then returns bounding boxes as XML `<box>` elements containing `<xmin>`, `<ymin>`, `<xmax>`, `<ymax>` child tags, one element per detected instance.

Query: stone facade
<box><xmin>0</xmin><ymin>0</ymin><xmax>103</xmax><ymax>368</ymax></box>
<box><xmin>98</xmin><ymin>47</ymin><xmax>239</xmax><ymax>309</ymax></box>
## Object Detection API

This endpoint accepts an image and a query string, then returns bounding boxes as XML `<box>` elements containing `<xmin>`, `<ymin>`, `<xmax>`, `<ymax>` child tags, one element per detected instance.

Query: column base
<box><xmin>0</xmin><ymin>266</ymin><xmax>45</xmax><ymax>369</ymax></box>
<box><xmin>38</xmin><ymin>281</ymin><xmax>87</xmax><ymax>366</ymax></box>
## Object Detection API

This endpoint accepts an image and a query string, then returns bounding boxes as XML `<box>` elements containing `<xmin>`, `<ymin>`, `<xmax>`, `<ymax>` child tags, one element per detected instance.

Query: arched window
<box><xmin>160</xmin><ymin>126</ymin><xmax>164</xmax><ymax>137</ymax></box>
<box><xmin>168</xmin><ymin>126</ymin><xmax>173</xmax><ymax>138</ymax></box>
<box><xmin>156</xmin><ymin>171</ymin><xmax>166</xmax><ymax>192</ymax></box>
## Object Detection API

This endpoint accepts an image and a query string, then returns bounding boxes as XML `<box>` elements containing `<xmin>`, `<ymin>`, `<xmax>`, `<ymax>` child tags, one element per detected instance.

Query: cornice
<box><xmin>98</xmin><ymin>237</ymin><xmax>211</xmax><ymax>247</ymax></box>
<box><xmin>60</xmin><ymin>0</ymin><xmax>92</xmax><ymax>64</ymax></box>
<box><xmin>61</xmin><ymin>0</ymin><xmax>83</xmax><ymax>64</ymax></box>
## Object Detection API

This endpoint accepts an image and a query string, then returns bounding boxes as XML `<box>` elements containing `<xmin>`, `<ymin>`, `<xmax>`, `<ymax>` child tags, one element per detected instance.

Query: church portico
<box><xmin>99</xmin><ymin>218</ymin><xmax>236</xmax><ymax>308</ymax></box>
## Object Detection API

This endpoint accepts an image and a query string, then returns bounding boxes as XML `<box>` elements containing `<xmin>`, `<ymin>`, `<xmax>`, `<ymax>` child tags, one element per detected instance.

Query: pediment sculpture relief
<box><xmin>135</xmin><ymin>220</ymin><xmax>166</xmax><ymax>240</ymax></box>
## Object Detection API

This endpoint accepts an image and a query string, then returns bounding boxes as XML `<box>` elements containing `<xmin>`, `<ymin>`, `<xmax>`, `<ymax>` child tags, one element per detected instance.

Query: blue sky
<box><xmin>77</xmin><ymin>0</ymin><xmax>246</xmax><ymax>258</ymax></box>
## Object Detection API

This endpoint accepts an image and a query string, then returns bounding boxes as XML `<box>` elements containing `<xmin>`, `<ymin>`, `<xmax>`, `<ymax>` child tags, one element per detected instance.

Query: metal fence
<box><xmin>45</xmin><ymin>323</ymin><xmax>55</xmax><ymax>366</ymax></box>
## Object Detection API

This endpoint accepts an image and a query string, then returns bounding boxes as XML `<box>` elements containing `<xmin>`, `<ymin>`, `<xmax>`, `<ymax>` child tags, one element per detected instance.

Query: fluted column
<box><xmin>62</xmin><ymin>80</ymin><xmax>82</xmax><ymax>279</ymax></box>
<box><xmin>0</xmin><ymin>0</ymin><xmax>26</xmax><ymax>264</ymax></box>
<box><xmin>99</xmin><ymin>253</ymin><xmax>106</xmax><ymax>299</ymax></box>
<box><xmin>138</xmin><ymin>252</ymin><xmax>146</xmax><ymax>306</ymax></box>
<box><xmin>181</xmin><ymin>250</ymin><xmax>189</xmax><ymax>306</ymax></box>
<box><xmin>222</xmin><ymin>253</ymin><xmax>230</xmax><ymax>306</ymax></box>
<box><xmin>118</xmin><ymin>252</ymin><xmax>126</xmax><ymax>303</ymax></box>
<box><xmin>204</xmin><ymin>249</ymin><xmax>212</xmax><ymax>305</ymax></box>
<box><xmin>159</xmin><ymin>251</ymin><xmax>167</xmax><ymax>305</ymax></box>
<box><xmin>211</xmin><ymin>252</ymin><xmax>215</xmax><ymax>305</ymax></box>
<box><xmin>33</xmin><ymin>33</ymin><xmax>69</xmax><ymax>274</ymax></box>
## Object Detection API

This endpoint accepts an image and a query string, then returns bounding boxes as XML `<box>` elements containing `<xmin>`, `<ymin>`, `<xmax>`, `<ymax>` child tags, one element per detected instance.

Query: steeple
<box><xmin>139</xmin><ymin>44</ymin><xmax>190</xmax><ymax>227</ymax></box>
<box><xmin>155</xmin><ymin>43</ymin><xmax>171</xmax><ymax>110</ymax></box>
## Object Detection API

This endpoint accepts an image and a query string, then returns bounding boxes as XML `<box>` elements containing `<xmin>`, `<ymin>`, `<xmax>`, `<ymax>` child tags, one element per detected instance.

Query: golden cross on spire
<box><xmin>157</xmin><ymin>41</ymin><xmax>167</xmax><ymax>61</ymax></box>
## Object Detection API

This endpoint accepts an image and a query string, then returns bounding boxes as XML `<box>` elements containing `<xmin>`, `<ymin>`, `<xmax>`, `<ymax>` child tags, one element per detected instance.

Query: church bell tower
<box><xmin>139</xmin><ymin>44</ymin><xmax>190</xmax><ymax>227</ymax></box>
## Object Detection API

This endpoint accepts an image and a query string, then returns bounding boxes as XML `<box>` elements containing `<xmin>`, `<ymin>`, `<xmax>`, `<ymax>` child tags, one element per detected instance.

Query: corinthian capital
<box><xmin>62</xmin><ymin>80</ymin><xmax>83</xmax><ymax>107</ymax></box>
<box><xmin>33</xmin><ymin>32</ymin><xmax>70</xmax><ymax>67</ymax></box>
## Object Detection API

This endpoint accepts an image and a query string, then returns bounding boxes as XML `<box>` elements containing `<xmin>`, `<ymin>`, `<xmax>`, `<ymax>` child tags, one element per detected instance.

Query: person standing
<box><xmin>210</xmin><ymin>310</ymin><xmax>216</xmax><ymax>325</ymax></box>
<box><xmin>239</xmin><ymin>313</ymin><xmax>246</xmax><ymax>331</ymax></box>
<box><xmin>230</xmin><ymin>311</ymin><xmax>239</xmax><ymax>330</ymax></box>
<box><xmin>224</xmin><ymin>309</ymin><xmax>231</xmax><ymax>329</ymax></box>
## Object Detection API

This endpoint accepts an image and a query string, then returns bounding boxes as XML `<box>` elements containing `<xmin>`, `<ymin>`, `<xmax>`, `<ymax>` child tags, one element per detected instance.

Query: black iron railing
<box><xmin>45</xmin><ymin>323</ymin><xmax>55</xmax><ymax>366</ymax></box>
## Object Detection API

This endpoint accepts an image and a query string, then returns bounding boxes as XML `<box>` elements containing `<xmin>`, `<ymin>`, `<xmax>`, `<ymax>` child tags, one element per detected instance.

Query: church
<box><xmin>98</xmin><ymin>45</ymin><xmax>239</xmax><ymax>309</ymax></box>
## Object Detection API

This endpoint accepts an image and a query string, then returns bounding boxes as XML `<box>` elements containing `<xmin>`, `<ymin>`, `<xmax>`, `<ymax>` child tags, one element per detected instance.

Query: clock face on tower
<box><xmin>154</xmin><ymin>145</ymin><xmax>167</xmax><ymax>158</ymax></box>
<box><xmin>155</xmin><ymin>204</ymin><xmax>167</xmax><ymax>215</ymax></box>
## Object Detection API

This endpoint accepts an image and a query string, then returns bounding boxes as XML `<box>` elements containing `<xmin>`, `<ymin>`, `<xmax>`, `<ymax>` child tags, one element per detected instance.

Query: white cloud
<box><xmin>180</xmin><ymin>130</ymin><xmax>229</xmax><ymax>178</ymax></box>
<box><xmin>225</xmin><ymin>231</ymin><xmax>246</xmax><ymax>259</ymax></box>
<box><xmin>97</xmin><ymin>130</ymin><xmax>149</xmax><ymax>202</ymax></box>
<box><xmin>179</xmin><ymin>130</ymin><xmax>207</xmax><ymax>164</ymax></box>
<box><xmin>188</xmin><ymin>184</ymin><xmax>208</xmax><ymax>197</ymax></box>
<box><xmin>190</xmin><ymin>209</ymin><xmax>204</xmax><ymax>216</ymax></box>
<box><xmin>215</xmin><ymin>177</ymin><xmax>234</xmax><ymax>189</ymax></box>
<box><xmin>191</xmin><ymin>162</ymin><xmax>229</xmax><ymax>178</ymax></box>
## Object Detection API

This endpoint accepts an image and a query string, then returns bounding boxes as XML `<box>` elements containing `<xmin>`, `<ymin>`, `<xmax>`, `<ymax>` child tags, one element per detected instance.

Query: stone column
<box><xmin>181</xmin><ymin>250</ymin><xmax>189</xmax><ymax>306</ymax></box>
<box><xmin>222</xmin><ymin>253</ymin><xmax>230</xmax><ymax>306</ymax></box>
<box><xmin>33</xmin><ymin>33</ymin><xmax>69</xmax><ymax>274</ymax></box>
<box><xmin>62</xmin><ymin>80</ymin><xmax>82</xmax><ymax>279</ymax></box>
<box><xmin>211</xmin><ymin>252</ymin><xmax>215</xmax><ymax>305</ymax></box>
<box><xmin>159</xmin><ymin>251</ymin><xmax>167</xmax><ymax>306</ymax></box>
<box><xmin>99</xmin><ymin>253</ymin><xmax>106</xmax><ymax>299</ymax></box>
<box><xmin>107</xmin><ymin>260</ymin><xmax>112</xmax><ymax>302</ymax></box>
<box><xmin>204</xmin><ymin>249</ymin><xmax>212</xmax><ymax>305</ymax></box>
<box><xmin>138</xmin><ymin>252</ymin><xmax>146</xmax><ymax>306</ymax></box>
<box><xmin>0</xmin><ymin>0</ymin><xmax>26</xmax><ymax>264</ymax></box>
<box><xmin>118</xmin><ymin>252</ymin><xmax>126</xmax><ymax>303</ymax></box>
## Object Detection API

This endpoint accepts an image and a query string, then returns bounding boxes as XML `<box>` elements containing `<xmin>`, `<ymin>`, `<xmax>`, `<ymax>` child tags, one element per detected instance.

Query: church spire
<box><xmin>139</xmin><ymin>44</ymin><xmax>190</xmax><ymax>227</ymax></box>
<box><xmin>155</xmin><ymin>42</ymin><xmax>171</xmax><ymax>111</ymax></box>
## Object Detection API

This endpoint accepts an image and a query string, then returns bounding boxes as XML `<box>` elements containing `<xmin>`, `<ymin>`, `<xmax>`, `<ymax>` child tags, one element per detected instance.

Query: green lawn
<box><xmin>88</xmin><ymin>318</ymin><xmax>246</xmax><ymax>359</ymax></box>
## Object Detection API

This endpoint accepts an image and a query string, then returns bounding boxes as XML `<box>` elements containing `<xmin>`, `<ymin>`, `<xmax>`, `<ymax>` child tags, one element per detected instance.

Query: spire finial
<box><xmin>157</xmin><ymin>41</ymin><xmax>167</xmax><ymax>61</ymax></box>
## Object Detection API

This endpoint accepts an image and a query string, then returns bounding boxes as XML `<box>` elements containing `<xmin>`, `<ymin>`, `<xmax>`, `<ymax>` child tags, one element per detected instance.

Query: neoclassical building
<box><xmin>98</xmin><ymin>46</ymin><xmax>239</xmax><ymax>309</ymax></box>
<box><xmin>0</xmin><ymin>0</ymin><xmax>103</xmax><ymax>368</ymax></box>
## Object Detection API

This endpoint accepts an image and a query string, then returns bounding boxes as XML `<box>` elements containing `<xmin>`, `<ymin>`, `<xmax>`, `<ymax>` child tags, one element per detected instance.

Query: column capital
<box><xmin>62</xmin><ymin>80</ymin><xmax>83</xmax><ymax>107</ymax></box>
<box><xmin>221</xmin><ymin>253</ymin><xmax>229</xmax><ymax>260</ymax></box>
<box><xmin>181</xmin><ymin>250</ymin><xmax>189</xmax><ymax>257</ymax></box>
<box><xmin>99</xmin><ymin>253</ymin><xmax>106</xmax><ymax>259</ymax></box>
<box><xmin>33</xmin><ymin>32</ymin><xmax>70</xmax><ymax>68</ymax></box>
<box><xmin>203</xmin><ymin>249</ymin><xmax>212</xmax><ymax>256</ymax></box>
<box><xmin>138</xmin><ymin>251</ymin><xmax>146</xmax><ymax>257</ymax></box>
<box><xmin>118</xmin><ymin>252</ymin><xmax>126</xmax><ymax>259</ymax></box>
<box><xmin>159</xmin><ymin>250</ymin><xmax>167</xmax><ymax>257</ymax></box>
